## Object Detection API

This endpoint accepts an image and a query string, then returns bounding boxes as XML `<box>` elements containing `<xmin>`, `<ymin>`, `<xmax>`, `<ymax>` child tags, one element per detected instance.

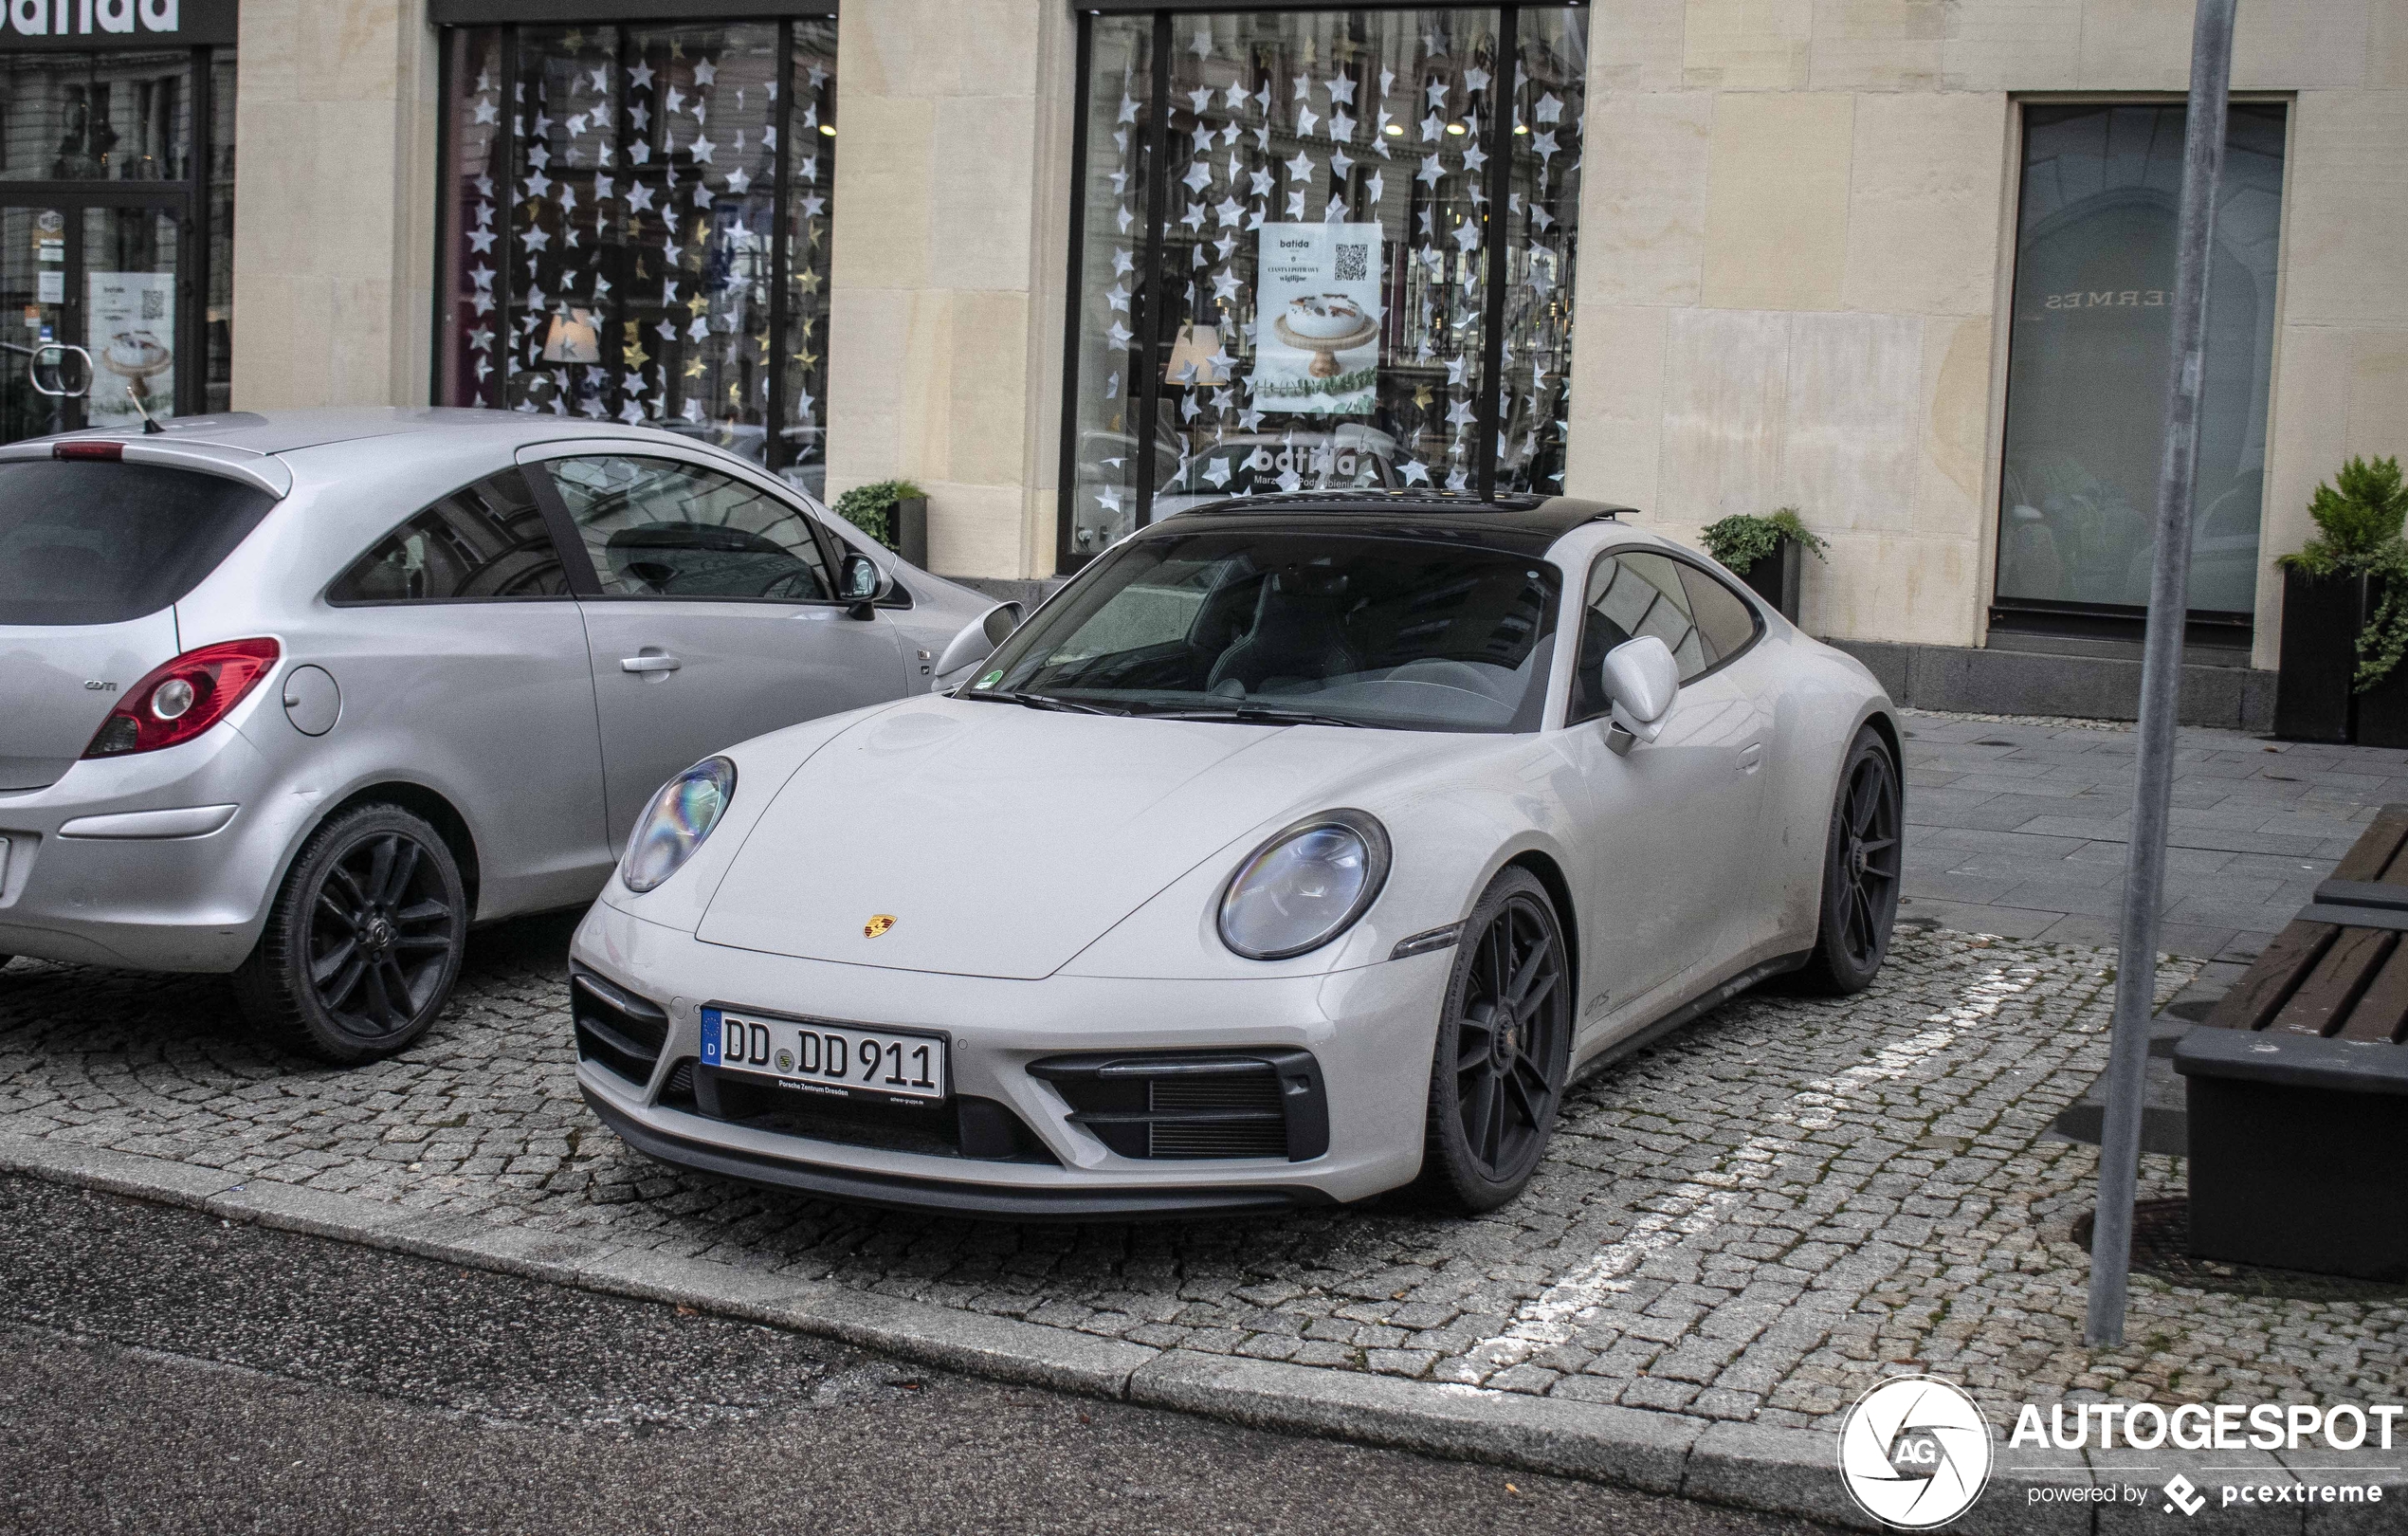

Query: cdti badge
<box><xmin>1836</xmin><ymin>1376</ymin><xmax>1994</xmax><ymax>1529</ymax></box>
<box><xmin>864</xmin><ymin>914</ymin><xmax>897</xmax><ymax>939</ymax></box>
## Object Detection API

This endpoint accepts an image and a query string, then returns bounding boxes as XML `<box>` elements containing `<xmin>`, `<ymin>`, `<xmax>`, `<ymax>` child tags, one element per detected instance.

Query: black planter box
<box><xmin>2273</xmin><ymin>567</ymin><xmax>2365</xmax><ymax>742</ymax></box>
<box><xmin>894</xmin><ymin>496</ymin><xmax>929</xmax><ymax>570</ymax></box>
<box><xmin>1737</xmin><ymin>539</ymin><xmax>1803</xmax><ymax>624</ymax></box>
<box><xmin>2355</xmin><ymin>576</ymin><xmax>2408</xmax><ymax>749</ymax></box>
<box><xmin>2175</xmin><ymin>1026</ymin><xmax>2408</xmax><ymax>1283</ymax></box>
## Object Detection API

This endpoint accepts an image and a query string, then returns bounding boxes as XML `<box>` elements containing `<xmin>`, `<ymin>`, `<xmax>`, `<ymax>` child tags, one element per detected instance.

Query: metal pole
<box><xmin>2086</xmin><ymin>0</ymin><xmax>2235</xmax><ymax>1348</ymax></box>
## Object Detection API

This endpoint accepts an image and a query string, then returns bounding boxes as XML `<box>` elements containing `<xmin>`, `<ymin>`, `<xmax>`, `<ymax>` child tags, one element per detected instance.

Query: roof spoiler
<box><xmin>0</xmin><ymin>432</ymin><xmax>293</xmax><ymax>499</ymax></box>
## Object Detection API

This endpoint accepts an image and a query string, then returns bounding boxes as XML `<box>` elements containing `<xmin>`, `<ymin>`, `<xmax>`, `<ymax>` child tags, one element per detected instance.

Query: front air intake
<box><xmin>570</xmin><ymin>968</ymin><xmax>669</xmax><ymax>1087</ymax></box>
<box><xmin>1028</xmin><ymin>1050</ymin><xmax>1329</xmax><ymax>1161</ymax></box>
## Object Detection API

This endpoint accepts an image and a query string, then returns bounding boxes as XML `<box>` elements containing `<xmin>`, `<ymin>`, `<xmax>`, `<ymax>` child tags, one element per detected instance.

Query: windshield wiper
<box><xmin>961</xmin><ymin>688</ymin><xmax>1126</xmax><ymax>716</ymax></box>
<box><xmin>1122</xmin><ymin>704</ymin><xmax>1369</xmax><ymax>728</ymax></box>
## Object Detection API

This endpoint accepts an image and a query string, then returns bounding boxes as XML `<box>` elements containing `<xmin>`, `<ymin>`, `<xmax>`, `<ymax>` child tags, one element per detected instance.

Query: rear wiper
<box><xmin>962</xmin><ymin>688</ymin><xmax>1126</xmax><ymax>716</ymax></box>
<box><xmin>1124</xmin><ymin>704</ymin><xmax>1368</xmax><ymax>728</ymax></box>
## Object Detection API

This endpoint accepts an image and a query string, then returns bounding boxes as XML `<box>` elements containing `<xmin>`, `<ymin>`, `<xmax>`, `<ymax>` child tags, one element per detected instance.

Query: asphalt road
<box><xmin>0</xmin><ymin>1174</ymin><xmax>1837</xmax><ymax>1536</ymax></box>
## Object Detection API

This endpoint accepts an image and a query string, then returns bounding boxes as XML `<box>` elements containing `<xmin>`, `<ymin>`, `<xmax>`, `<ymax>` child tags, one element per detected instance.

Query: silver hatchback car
<box><xmin>0</xmin><ymin>409</ymin><xmax>1013</xmax><ymax>1063</ymax></box>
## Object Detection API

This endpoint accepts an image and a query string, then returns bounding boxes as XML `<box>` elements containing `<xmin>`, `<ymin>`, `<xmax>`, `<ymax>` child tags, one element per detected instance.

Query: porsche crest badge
<box><xmin>864</xmin><ymin>914</ymin><xmax>897</xmax><ymax>939</ymax></box>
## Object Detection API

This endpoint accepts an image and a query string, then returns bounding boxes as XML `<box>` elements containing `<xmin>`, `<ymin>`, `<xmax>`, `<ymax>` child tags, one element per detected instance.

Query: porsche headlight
<box><xmin>1217</xmin><ymin>810</ymin><xmax>1392</xmax><ymax>960</ymax></box>
<box><xmin>620</xmin><ymin>757</ymin><xmax>736</xmax><ymax>893</ymax></box>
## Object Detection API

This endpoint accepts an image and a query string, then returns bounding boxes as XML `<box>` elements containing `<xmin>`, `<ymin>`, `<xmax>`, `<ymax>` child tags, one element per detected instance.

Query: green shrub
<box><xmin>830</xmin><ymin>479</ymin><xmax>926</xmax><ymax>551</ymax></box>
<box><xmin>1699</xmin><ymin>507</ymin><xmax>1828</xmax><ymax>572</ymax></box>
<box><xmin>2279</xmin><ymin>456</ymin><xmax>2408</xmax><ymax>691</ymax></box>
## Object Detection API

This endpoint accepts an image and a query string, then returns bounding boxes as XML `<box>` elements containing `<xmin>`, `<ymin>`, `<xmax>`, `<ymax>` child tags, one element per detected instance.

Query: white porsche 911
<box><xmin>568</xmin><ymin>492</ymin><xmax>1902</xmax><ymax>1218</ymax></box>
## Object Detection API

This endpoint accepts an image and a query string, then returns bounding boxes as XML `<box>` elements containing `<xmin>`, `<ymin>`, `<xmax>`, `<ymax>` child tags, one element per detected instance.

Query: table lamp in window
<box><xmin>1160</xmin><ymin>322</ymin><xmax>1229</xmax><ymax>387</ymax></box>
<box><xmin>540</xmin><ymin>307</ymin><xmax>602</xmax><ymax>365</ymax></box>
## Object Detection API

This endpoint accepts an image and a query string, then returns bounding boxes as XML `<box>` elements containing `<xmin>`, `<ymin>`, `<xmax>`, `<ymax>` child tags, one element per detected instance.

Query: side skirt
<box><xmin>1565</xmin><ymin>949</ymin><xmax>1813</xmax><ymax>1089</ymax></box>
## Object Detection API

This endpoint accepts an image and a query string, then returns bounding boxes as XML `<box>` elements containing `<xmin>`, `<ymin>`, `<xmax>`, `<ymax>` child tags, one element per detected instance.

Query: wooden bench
<box><xmin>2175</xmin><ymin>804</ymin><xmax>2408</xmax><ymax>1281</ymax></box>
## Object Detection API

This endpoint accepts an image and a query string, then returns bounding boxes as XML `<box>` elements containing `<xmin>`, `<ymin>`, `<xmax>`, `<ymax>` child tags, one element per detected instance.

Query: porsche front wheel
<box><xmin>1414</xmin><ymin>867</ymin><xmax>1573</xmax><ymax>1214</ymax></box>
<box><xmin>1796</xmin><ymin>725</ymin><xmax>1902</xmax><ymax>995</ymax></box>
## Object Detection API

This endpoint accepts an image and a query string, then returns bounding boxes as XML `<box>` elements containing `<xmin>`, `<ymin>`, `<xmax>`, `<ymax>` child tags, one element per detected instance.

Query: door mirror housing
<box><xmin>838</xmin><ymin>552</ymin><xmax>891</xmax><ymax>617</ymax></box>
<box><xmin>1599</xmin><ymin>635</ymin><xmax>1680</xmax><ymax>754</ymax></box>
<box><xmin>932</xmin><ymin>602</ymin><xmax>1022</xmax><ymax>686</ymax></box>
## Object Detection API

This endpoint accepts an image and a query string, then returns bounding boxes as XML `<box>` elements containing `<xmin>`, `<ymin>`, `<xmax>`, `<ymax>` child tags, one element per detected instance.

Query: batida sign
<box><xmin>0</xmin><ymin>0</ymin><xmax>238</xmax><ymax>46</ymax></box>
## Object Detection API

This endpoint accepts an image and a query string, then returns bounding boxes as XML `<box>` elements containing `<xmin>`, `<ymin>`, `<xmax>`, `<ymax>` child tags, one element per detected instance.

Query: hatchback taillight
<box><xmin>83</xmin><ymin>638</ymin><xmax>281</xmax><ymax>758</ymax></box>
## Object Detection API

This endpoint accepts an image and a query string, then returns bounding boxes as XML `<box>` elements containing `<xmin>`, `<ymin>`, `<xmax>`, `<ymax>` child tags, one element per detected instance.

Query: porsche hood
<box><xmin>694</xmin><ymin>697</ymin><xmax>1432</xmax><ymax>979</ymax></box>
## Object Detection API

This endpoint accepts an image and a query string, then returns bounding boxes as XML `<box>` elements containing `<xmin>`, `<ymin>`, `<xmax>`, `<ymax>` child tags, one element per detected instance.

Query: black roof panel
<box><xmin>1152</xmin><ymin>490</ymin><xmax>1632</xmax><ymax>554</ymax></box>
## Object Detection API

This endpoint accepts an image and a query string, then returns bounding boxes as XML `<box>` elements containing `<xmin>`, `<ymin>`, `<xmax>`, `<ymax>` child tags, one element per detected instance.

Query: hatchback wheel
<box><xmin>1796</xmin><ymin>726</ymin><xmax>1902</xmax><ymax>994</ymax></box>
<box><xmin>1414</xmin><ymin>867</ymin><xmax>1573</xmax><ymax>1213</ymax></box>
<box><xmin>234</xmin><ymin>803</ymin><xmax>467</xmax><ymax>1064</ymax></box>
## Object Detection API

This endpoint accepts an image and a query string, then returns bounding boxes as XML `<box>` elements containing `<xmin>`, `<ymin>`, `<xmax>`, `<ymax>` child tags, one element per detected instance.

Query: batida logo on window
<box><xmin>1836</xmin><ymin>1375</ymin><xmax>1995</xmax><ymax>1529</ymax></box>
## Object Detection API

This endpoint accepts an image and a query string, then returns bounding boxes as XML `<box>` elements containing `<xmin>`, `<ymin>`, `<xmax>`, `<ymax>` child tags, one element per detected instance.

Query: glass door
<box><xmin>0</xmin><ymin>198</ymin><xmax>185</xmax><ymax>442</ymax></box>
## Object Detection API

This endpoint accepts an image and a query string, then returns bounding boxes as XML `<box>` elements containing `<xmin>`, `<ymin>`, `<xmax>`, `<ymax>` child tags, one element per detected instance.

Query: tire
<box><xmin>1794</xmin><ymin>725</ymin><xmax>1903</xmax><ymax>995</ymax></box>
<box><xmin>233</xmin><ymin>802</ymin><xmax>468</xmax><ymax>1065</ymax></box>
<box><xmin>1412</xmin><ymin>867</ymin><xmax>1574</xmax><ymax>1214</ymax></box>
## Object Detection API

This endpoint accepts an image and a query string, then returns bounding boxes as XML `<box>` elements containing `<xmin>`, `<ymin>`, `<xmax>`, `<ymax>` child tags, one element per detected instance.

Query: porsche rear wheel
<box><xmin>1796</xmin><ymin>726</ymin><xmax>1902</xmax><ymax>995</ymax></box>
<box><xmin>1414</xmin><ymin>868</ymin><xmax>1573</xmax><ymax>1214</ymax></box>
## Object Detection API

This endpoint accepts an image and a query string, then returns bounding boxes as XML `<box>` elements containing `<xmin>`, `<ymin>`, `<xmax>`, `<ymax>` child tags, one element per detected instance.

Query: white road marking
<box><xmin>1459</xmin><ymin>963</ymin><xmax>2039</xmax><ymax>1375</ymax></box>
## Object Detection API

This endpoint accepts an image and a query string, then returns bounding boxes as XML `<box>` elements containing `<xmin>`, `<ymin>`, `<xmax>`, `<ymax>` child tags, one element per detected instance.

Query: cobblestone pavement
<box><xmin>1897</xmin><ymin>711</ymin><xmax>2408</xmax><ymax>963</ymax></box>
<box><xmin>2</xmin><ymin>914</ymin><xmax>2399</xmax><ymax>1436</ymax></box>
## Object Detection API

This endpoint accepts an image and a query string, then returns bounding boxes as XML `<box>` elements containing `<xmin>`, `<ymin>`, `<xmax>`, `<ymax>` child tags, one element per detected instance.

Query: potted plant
<box><xmin>1700</xmin><ymin>507</ymin><xmax>1828</xmax><ymax>624</ymax></box>
<box><xmin>832</xmin><ymin>479</ymin><xmax>930</xmax><ymax>568</ymax></box>
<box><xmin>2273</xmin><ymin>456</ymin><xmax>2408</xmax><ymax>745</ymax></box>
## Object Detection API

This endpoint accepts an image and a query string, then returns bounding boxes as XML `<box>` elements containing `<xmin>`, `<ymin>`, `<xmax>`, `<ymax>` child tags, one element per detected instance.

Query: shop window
<box><xmin>436</xmin><ymin>19</ymin><xmax>837</xmax><ymax>495</ymax></box>
<box><xmin>1063</xmin><ymin>6</ymin><xmax>1586</xmax><ymax>567</ymax></box>
<box><xmin>1995</xmin><ymin>102</ymin><xmax>2287</xmax><ymax>631</ymax></box>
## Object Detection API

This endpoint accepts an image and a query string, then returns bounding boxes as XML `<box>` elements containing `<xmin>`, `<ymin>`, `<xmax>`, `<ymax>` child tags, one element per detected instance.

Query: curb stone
<box><xmin>28</xmin><ymin>1129</ymin><xmax>2407</xmax><ymax>1533</ymax></box>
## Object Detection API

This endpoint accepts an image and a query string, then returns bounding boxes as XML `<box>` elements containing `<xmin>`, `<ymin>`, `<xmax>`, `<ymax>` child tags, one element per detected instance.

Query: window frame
<box><xmin>1564</xmin><ymin>543</ymin><xmax>1766</xmax><ymax>726</ymax></box>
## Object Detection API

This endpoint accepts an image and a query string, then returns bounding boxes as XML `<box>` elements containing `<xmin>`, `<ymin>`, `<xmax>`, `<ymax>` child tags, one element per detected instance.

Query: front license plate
<box><xmin>701</xmin><ymin>1006</ymin><xmax>948</xmax><ymax>1104</ymax></box>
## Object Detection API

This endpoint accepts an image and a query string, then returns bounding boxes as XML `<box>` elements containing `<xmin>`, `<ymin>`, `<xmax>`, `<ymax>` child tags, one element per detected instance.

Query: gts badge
<box><xmin>84</xmin><ymin>680</ymin><xmax>117</xmax><ymax>692</ymax></box>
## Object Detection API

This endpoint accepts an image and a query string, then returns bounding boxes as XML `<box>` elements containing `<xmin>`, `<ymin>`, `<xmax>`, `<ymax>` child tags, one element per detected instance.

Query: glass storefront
<box><xmin>435</xmin><ymin>16</ymin><xmax>837</xmax><ymax>496</ymax></box>
<box><xmin>0</xmin><ymin>40</ymin><xmax>234</xmax><ymax>442</ymax></box>
<box><xmin>1995</xmin><ymin>101</ymin><xmax>2288</xmax><ymax>630</ymax></box>
<box><xmin>1064</xmin><ymin>5</ymin><xmax>1586</xmax><ymax>567</ymax></box>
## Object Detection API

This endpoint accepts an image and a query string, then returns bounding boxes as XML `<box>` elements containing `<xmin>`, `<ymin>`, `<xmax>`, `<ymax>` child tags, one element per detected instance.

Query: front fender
<box><xmin>1058</xmin><ymin>735</ymin><xmax>1584</xmax><ymax>981</ymax></box>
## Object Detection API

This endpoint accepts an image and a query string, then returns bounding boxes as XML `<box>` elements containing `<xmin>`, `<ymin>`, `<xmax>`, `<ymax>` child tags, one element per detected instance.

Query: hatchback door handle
<box><xmin>621</xmin><ymin>652</ymin><xmax>682</xmax><ymax>674</ymax></box>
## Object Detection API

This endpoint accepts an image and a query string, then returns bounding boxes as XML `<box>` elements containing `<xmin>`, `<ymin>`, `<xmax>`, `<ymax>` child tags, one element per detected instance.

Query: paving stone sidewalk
<box><xmin>1896</xmin><ymin>710</ymin><xmax>2408</xmax><ymax>964</ymax></box>
<box><xmin>1</xmin><ymin>914</ymin><xmax>2399</xmax><ymax>1438</ymax></box>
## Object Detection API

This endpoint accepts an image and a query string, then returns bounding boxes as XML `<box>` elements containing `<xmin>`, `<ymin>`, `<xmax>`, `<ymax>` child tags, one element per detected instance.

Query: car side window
<box><xmin>545</xmin><ymin>454</ymin><xmax>834</xmax><ymax>601</ymax></box>
<box><xmin>1678</xmin><ymin>561</ymin><xmax>1762</xmax><ymax>665</ymax></box>
<box><xmin>328</xmin><ymin>468</ymin><xmax>569</xmax><ymax>603</ymax></box>
<box><xmin>1569</xmin><ymin>551</ymin><xmax>1709</xmax><ymax>723</ymax></box>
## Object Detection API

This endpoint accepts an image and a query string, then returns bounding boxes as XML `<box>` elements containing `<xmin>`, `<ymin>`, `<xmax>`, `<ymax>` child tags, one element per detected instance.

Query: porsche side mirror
<box><xmin>1600</xmin><ymin>635</ymin><xmax>1680</xmax><ymax>755</ymax></box>
<box><xmin>838</xmin><ymin>552</ymin><xmax>890</xmax><ymax>619</ymax></box>
<box><xmin>933</xmin><ymin>602</ymin><xmax>1023</xmax><ymax>684</ymax></box>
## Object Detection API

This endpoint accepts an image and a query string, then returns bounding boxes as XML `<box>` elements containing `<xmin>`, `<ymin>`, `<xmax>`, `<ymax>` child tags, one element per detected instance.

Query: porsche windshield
<box><xmin>971</xmin><ymin>529</ymin><xmax>1560</xmax><ymax>732</ymax></box>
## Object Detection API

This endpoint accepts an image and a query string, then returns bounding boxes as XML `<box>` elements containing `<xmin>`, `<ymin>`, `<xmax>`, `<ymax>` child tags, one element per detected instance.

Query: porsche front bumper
<box><xmin>569</xmin><ymin>897</ymin><xmax>1450</xmax><ymax>1217</ymax></box>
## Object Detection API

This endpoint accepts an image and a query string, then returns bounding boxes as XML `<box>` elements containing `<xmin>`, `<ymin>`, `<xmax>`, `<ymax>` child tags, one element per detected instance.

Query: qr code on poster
<box><xmin>140</xmin><ymin>289</ymin><xmax>165</xmax><ymax>320</ymax></box>
<box><xmin>1333</xmin><ymin>243</ymin><xmax>1368</xmax><ymax>282</ymax></box>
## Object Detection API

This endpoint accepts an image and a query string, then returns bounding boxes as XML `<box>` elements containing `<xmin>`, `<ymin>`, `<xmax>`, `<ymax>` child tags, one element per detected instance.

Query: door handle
<box><xmin>620</xmin><ymin>652</ymin><xmax>683</xmax><ymax>674</ymax></box>
<box><xmin>1738</xmin><ymin>741</ymin><xmax>1764</xmax><ymax>774</ymax></box>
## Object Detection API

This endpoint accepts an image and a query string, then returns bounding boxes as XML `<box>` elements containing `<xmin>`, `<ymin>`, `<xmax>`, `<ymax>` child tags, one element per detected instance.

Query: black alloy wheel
<box><xmin>235</xmin><ymin>803</ymin><xmax>467</xmax><ymax>1065</ymax></box>
<box><xmin>1414</xmin><ymin>867</ymin><xmax>1573</xmax><ymax>1213</ymax></box>
<box><xmin>1797</xmin><ymin>726</ymin><xmax>1903</xmax><ymax>994</ymax></box>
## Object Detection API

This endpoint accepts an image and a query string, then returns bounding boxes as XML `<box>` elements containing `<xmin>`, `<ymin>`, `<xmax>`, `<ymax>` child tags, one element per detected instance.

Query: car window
<box><xmin>0</xmin><ymin>460</ymin><xmax>276</xmax><ymax>626</ymax></box>
<box><xmin>1678</xmin><ymin>561</ymin><xmax>1762</xmax><ymax>664</ymax></box>
<box><xmin>1570</xmin><ymin>550</ymin><xmax>1708</xmax><ymax>723</ymax></box>
<box><xmin>546</xmin><ymin>454</ymin><xmax>833</xmax><ymax>601</ymax></box>
<box><xmin>328</xmin><ymin>468</ymin><xmax>568</xmax><ymax>603</ymax></box>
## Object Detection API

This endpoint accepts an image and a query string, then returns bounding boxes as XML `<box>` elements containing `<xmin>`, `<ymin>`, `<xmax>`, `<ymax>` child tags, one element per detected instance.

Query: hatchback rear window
<box><xmin>0</xmin><ymin>459</ymin><xmax>278</xmax><ymax>627</ymax></box>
